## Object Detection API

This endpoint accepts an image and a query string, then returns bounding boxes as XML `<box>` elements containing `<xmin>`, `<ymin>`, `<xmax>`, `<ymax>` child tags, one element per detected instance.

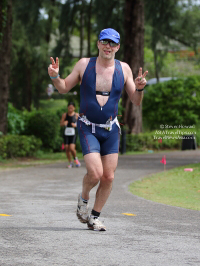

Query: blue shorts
<box><xmin>77</xmin><ymin>119</ymin><xmax>120</xmax><ymax>156</ymax></box>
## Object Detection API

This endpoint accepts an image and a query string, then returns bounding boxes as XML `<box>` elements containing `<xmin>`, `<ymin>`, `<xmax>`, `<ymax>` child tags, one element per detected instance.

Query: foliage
<box><xmin>24</xmin><ymin>110</ymin><xmax>62</xmax><ymax>151</ymax></box>
<box><xmin>143</xmin><ymin>76</ymin><xmax>200</xmax><ymax>130</ymax></box>
<box><xmin>125</xmin><ymin>126</ymin><xmax>199</xmax><ymax>152</ymax></box>
<box><xmin>144</xmin><ymin>47</ymin><xmax>176</xmax><ymax>79</ymax></box>
<box><xmin>7</xmin><ymin>103</ymin><xmax>26</xmax><ymax>134</ymax></box>
<box><xmin>0</xmin><ymin>135</ymin><xmax>42</xmax><ymax>159</ymax></box>
<box><xmin>1</xmin><ymin>0</ymin><xmax>200</xmax><ymax>136</ymax></box>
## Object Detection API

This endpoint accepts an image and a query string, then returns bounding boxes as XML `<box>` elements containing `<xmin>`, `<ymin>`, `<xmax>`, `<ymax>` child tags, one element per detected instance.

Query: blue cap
<box><xmin>99</xmin><ymin>28</ymin><xmax>120</xmax><ymax>44</ymax></box>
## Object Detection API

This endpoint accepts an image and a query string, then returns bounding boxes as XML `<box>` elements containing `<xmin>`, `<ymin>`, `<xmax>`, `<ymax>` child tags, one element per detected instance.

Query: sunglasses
<box><xmin>99</xmin><ymin>40</ymin><xmax>119</xmax><ymax>47</ymax></box>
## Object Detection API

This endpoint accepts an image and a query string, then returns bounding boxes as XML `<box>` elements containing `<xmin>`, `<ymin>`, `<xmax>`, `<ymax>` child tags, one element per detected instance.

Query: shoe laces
<box><xmin>92</xmin><ymin>217</ymin><xmax>104</xmax><ymax>226</ymax></box>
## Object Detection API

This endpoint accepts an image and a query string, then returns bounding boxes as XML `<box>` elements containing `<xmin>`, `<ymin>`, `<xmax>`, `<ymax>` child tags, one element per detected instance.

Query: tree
<box><xmin>0</xmin><ymin>0</ymin><xmax>12</xmax><ymax>134</ymax></box>
<box><xmin>122</xmin><ymin>0</ymin><xmax>144</xmax><ymax>134</ymax></box>
<box><xmin>87</xmin><ymin>0</ymin><xmax>93</xmax><ymax>57</ymax></box>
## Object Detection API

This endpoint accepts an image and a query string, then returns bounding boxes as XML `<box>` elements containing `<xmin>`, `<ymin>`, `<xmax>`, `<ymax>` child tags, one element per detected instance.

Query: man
<box><xmin>60</xmin><ymin>102</ymin><xmax>81</xmax><ymax>168</ymax></box>
<box><xmin>48</xmin><ymin>28</ymin><xmax>148</xmax><ymax>231</ymax></box>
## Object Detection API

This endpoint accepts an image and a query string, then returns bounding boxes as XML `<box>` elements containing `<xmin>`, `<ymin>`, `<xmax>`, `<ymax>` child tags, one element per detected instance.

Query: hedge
<box><xmin>143</xmin><ymin>76</ymin><xmax>200</xmax><ymax>130</ymax></box>
<box><xmin>24</xmin><ymin>111</ymin><xmax>62</xmax><ymax>151</ymax></box>
<box><xmin>0</xmin><ymin>135</ymin><xmax>42</xmax><ymax>159</ymax></box>
<box><xmin>125</xmin><ymin>126</ymin><xmax>199</xmax><ymax>152</ymax></box>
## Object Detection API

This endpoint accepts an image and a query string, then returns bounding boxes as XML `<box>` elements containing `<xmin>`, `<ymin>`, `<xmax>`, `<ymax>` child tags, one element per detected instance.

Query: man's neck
<box><xmin>97</xmin><ymin>56</ymin><xmax>115</xmax><ymax>68</ymax></box>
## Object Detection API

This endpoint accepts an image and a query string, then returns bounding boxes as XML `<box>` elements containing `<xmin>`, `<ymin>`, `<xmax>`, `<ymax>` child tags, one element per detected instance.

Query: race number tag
<box><xmin>64</xmin><ymin>127</ymin><xmax>75</xmax><ymax>136</ymax></box>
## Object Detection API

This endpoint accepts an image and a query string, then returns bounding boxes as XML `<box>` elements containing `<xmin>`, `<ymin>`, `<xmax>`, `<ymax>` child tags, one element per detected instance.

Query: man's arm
<box><xmin>48</xmin><ymin>57</ymin><xmax>86</xmax><ymax>94</ymax></box>
<box><xmin>123</xmin><ymin>63</ymin><xmax>148</xmax><ymax>106</ymax></box>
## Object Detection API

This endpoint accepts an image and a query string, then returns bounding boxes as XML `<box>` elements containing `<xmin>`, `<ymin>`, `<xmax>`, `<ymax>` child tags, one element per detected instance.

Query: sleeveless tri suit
<box><xmin>77</xmin><ymin>57</ymin><xmax>124</xmax><ymax>156</ymax></box>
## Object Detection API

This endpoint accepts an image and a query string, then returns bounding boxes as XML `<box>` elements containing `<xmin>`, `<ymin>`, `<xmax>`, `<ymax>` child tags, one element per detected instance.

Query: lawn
<box><xmin>129</xmin><ymin>163</ymin><xmax>200</xmax><ymax>211</ymax></box>
<box><xmin>0</xmin><ymin>151</ymin><xmax>84</xmax><ymax>170</ymax></box>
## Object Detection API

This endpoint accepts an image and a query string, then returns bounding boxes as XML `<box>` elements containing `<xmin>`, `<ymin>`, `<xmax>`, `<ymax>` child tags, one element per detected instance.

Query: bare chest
<box><xmin>96</xmin><ymin>66</ymin><xmax>115</xmax><ymax>92</ymax></box>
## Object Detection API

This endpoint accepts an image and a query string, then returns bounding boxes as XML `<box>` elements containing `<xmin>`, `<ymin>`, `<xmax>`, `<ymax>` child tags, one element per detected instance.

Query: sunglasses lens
<box><xmin>101</xmin><ymin>40</ymin><xmax>109</xmax><ymax>45</ymax></box>
<box><xmin>100</xmin><ymin>40</ymin><xmax>119</xmax><ymax>47</ymax></box>
<box><xmin>110</xmin><ymin>42</ymin><xmax>118</xmax><ymax>47</ymax></box>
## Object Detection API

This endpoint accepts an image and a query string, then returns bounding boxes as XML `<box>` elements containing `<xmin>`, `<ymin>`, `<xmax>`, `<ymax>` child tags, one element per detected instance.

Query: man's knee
<box><xmin>101</xmin><ymin>172</ymin><xmax>115</xmax><ymax>184</ymax></box>
<box><xmin>88</xmin><ymin>168</ymin><xmax>103</xmax><ymax>183</ymax></box>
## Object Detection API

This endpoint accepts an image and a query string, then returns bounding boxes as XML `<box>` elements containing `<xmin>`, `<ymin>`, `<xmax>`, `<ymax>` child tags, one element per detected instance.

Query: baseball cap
<box><xmin>68</xmin><ymin>102</ymin><xmax>75</xmax><ymax>107</ymax></box>
<box><xmin>99</xmin><ymin>28</ymin><xmax>120</xmax><ymax>44</ymax></box>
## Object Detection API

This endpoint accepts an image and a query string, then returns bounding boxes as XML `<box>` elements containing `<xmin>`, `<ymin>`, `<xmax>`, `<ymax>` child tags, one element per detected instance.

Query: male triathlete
<box><xmin>48</xmin><ymin>28</ymin><xmax>148</xmax><ymax>231</ymax></box>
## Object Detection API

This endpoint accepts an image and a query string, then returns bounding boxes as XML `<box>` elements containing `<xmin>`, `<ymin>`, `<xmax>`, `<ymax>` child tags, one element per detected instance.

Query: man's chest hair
<box><xmin>96</xmin><ymin>67</ymin><xmax>114</xmax><ymax>92</ymax></box>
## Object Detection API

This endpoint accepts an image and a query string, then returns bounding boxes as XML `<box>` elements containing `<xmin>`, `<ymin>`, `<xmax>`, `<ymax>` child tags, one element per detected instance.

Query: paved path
<box><xmin>0</xmin><ymin>150</ymin><xmax>200</xmax><ymax>266</ymax></box>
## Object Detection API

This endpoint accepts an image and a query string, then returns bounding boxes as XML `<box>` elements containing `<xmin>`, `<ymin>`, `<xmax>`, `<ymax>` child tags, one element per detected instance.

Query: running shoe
<box><xmin>74</xmin><ymin>158</ymin><xmax>81</xmax><ymax>167</ymax></box>
<box><xmin>76</xmin><ymin>193</ymin><xmax>89</xmax><ymax>223</ymax></box>
<box><xmin>67</xmin><ymin>162</ymin><xmax>74</xmax><ymax>168</ymax></box>
<box><xmin>87</xmin><ymin>216</ymin><xmax>106</xmax><ymax>231</ymax></box>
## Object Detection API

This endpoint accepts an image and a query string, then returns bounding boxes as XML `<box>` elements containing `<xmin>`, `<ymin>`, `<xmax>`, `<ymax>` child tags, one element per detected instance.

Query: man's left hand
<box><xmin>135</xmin><ymin>67</ymin><xmax>148</xmax><ymax>90</ymax></box>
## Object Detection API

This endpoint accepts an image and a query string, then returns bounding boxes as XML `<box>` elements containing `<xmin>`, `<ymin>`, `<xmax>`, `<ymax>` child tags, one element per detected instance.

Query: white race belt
<box><xmin>64</xmin><ymin>127</ymin><xmax>75</xmax><ymax>136</ymax></box>
<box><xmin>78</xmin><ymin>115</ymin><xmax>121</xmax><ymax>134</ymax></box>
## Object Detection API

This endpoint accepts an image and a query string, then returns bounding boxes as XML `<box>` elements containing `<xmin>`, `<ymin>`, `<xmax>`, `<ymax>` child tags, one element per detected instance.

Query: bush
<box><xmin>24</xmin><ymin>110</ymin><xmax>62</xmax><ymax>151</ymax></box>
<box><xmin>0</xmin><ymin>135</ymin><xmax>42</xmax><ymax>159</ymax></box>
<box><xmin>143</xmin><ymin>76</ymin><xmax>200</xmax><ymax>130</ymax></box>
<box><xmin>7</xmin><ymin>103</ymin><xmax>26</xmax><ymax>134</ymax></box>
<box><xmin>125</xmin><ymin>126</ymin><xmax>199</xmax><ymax>152</ymax></box>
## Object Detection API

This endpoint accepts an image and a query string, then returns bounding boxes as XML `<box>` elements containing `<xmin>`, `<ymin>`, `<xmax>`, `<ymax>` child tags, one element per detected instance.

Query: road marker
<box><xmin>0</xmin><ymin>214</ymin><xmax>11</xmax><ymax>216</ymax></box>
<box><xmin>122</xmin><ymin>213</ymin><xmax>136</xmax><ymax>216</ymax></box>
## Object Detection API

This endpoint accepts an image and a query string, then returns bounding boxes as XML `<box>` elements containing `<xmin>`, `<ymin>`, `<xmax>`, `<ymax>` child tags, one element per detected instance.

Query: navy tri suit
<box><xmin>77</xmin><ymin>57</ymin><xmax>124</xmax><ymax>156</ymax></box>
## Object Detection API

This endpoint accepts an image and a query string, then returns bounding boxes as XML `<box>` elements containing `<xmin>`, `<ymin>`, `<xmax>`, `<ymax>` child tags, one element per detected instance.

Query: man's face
<box><xmin>97</xmin><ymin>39</ymin><xmax>120</xmax><ymax>60</ymax></box>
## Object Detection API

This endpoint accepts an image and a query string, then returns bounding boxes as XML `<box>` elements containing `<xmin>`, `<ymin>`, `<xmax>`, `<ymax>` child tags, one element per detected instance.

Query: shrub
<box><xmin>7</xmin><ymin>103</ymin><xmax>26</xmax><ymax>134</ymax></box>
<box><xmin>143</xmin><ymin>76</ymin><xmax>200</xmax><ymax>130</ymax></box>
<box><xmin>24</xmin><ymin>111</ymin><xmax>62</xmax><ymax>150</ymax></box>
<box><xmin>125</xmin><ymin>126</ymin><xmax>199</xmax><ymax>152</ymax></box>
<box><xmin>0</xmin><ymin>135</ymin><xmax>42</xmax><ymax>159</ymax></box>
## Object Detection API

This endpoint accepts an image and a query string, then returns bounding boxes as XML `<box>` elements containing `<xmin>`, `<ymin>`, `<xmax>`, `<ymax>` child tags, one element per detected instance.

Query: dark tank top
<box><xmin>79</xmin><ymin>57</ymin><xmax>124</xmax><ymax>124</ymax></box>
<box><xmin>65</xmin><ymin>113</ymin><xmax>76</xmax><ymax>126</ymax></box>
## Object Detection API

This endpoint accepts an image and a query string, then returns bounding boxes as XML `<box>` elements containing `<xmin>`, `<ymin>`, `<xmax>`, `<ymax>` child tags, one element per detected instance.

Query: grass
<box><xmin>0</xmin><ymin>149</ymin><xmax>173</xmax><ymax>170</ymax></box>
<box><xmin>129</xmin><ymin>163</ymin><xmax>200</xmax><ymax>211</ymax></box>
<box><xmin>0</xmin><ymin>151</ymin><xmax>84</xmax><ymax>170</ymax></box>
<box><xmin>0</xmin><ymin>149</ymin><xmax>187</xmax><ymax>171</ymax></box>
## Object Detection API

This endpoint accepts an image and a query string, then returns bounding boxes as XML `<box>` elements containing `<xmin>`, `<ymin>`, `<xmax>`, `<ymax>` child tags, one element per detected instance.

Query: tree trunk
<box><xmin>46</xmin><ymin>0</ymin><xmax>55</xmax><ymax>43</ymax></box>
<box><xmin>154</xmin><ymin>48</ymin><xmax>159</xmax><ymax>82</ymax></box>
<box><xmin>122</xmin><ymin>0</ymin><xmax>144</xmax><ymax>134</ymax></box>
<box><xmin>87</xmin><ymin>0</ymin><xmax>92</xmax><ymax>57</ymax></box>
<box><xmin>80</xmin><ymin>0</ymin><xmax>84</xmax><ymax>59</ymax></box>
<box><xmin>0</xmin><ymin>0</ymin><xmax>12</xmax><ymax>134</ymax></box>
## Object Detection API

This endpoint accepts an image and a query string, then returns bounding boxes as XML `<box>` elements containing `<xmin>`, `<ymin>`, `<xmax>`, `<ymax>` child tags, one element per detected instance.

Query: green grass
<box><xmin>0</xmin><ymin>151</ymin><xmax>84</xmax><ymax>170</ymax></box>
<box><xmin>129</xmin><ymin>163</ymin><xmax>200</xmax><ymax>211</ymax></box>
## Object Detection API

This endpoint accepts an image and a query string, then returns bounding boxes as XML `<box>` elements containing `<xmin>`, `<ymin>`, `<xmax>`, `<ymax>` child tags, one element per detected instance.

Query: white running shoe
<box><xmin>76</xmin><ymin>193</ymin><xmax>89</xmax><ymax>223</ymax></box>
<box><xmin>87</xmin><ymin>216</ymin><xmax>106</xmax><ymax>231</ymax></box>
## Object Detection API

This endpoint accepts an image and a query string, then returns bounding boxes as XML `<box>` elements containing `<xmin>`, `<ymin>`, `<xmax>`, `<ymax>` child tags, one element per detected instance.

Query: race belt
<box><xmin>78</xmin><ymin>115</ymin><xmax>120</xmax><ymax>134</ymax></box>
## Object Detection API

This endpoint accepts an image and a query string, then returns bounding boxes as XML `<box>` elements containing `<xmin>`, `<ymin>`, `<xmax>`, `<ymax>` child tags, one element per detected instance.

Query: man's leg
<box><xmin>77</xmin><ymin>152</ymin><xmax>103</xmax><ymax>223</ymax></box>
<box><xmin>93</xmin><ymin>153</ymin><xmax>118</xmax><ymax>212</ymax></box>
<box><xmin>82</xmin><ymin>152</ymin><xmax>103</xmax><ymax>200</ymax></box>
<box><xmin>87</xmin><ymin>153</ymin><xmax>118</xmax><ymax>231</ymax></box>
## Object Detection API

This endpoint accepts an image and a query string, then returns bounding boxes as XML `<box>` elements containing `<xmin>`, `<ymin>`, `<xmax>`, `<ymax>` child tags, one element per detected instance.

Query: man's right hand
<box><xmin>48</xmin><ymin>57</ymin><xmax>59</xmax><ymax>78</ymax></box>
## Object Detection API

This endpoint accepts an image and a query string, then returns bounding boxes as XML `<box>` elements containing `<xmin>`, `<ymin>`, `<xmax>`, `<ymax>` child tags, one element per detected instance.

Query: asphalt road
<box><xmin>0</xmin><ymin>150</ymin><xmax>200</xmax><ymax>266</ymax></box>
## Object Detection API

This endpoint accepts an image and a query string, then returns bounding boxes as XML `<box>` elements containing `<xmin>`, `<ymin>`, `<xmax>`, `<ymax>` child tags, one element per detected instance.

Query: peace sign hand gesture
<box><xmin>48</xmin><ymin>57</ymin><xmax>59</xmax><ymax>78</ymax></box>
<box><xmin>135</xmin><ymin>67</ymin><xmax>148</xmax><ymax>90</ymax></box>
